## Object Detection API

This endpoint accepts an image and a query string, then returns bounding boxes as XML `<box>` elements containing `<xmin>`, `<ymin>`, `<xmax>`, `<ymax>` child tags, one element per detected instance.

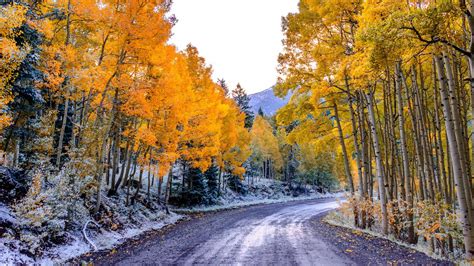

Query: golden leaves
<box><xmin>2</xmin><ymin>0</ymin><xmax>251</xmax><ymax>177</ymax></box>
<box><xmin>0</xmin><ymin>3</ymin><xmax>30</xmax><ymax>132</ymax></box>
<box><xmin>251</xmin><ymin>116</ymin><xmax>284</xmax><ymax>170</ymax></box>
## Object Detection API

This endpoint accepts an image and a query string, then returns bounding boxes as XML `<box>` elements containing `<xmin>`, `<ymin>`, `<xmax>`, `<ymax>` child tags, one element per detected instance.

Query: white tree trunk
<box><xmin>366</xmin><ymin>91</ymin><xmax>388</xmax><ymax>235</ymax></box>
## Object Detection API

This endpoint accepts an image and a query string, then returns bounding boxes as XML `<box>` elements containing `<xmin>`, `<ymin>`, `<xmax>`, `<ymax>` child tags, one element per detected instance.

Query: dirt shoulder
<box><xmin>312</xmin><ymin>213</ymin><xmax>451</xmax><ymax>265</ymax></box>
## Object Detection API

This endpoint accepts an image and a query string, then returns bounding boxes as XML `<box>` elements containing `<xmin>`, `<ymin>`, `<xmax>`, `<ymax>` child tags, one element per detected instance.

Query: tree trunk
<box><xmin>366</xmin><ymin>91</ymin><xmax>388</xmax><ymax>235</ymax></box>
<box><xmin>56</xmin><ymin>97</ymin><xmax>69</xmax><ymax>167</ymax></box>
<box><xmin>433</xmin><ymin>61</ymin><xmax>450</xmax><ymax>204</ymax></box>
<box><xmin>109</xmin><ymin>128</ymin><xmax>120</xmax><ymax>195</ymax></box>
<box><xmin>395</xmin><ymin>62</ymin><xmax>415</xmax><ymax>243</ymax></box>
<box><xmin>333</xmin><ymin>102</ymin><xmax>355</xmax><ymax>193</ymax></box>
<box><xmin>349</xmin><ymin>98</ymin><xmax>364</xmax><ymax>197</ymax></box>
<box><xmin>115</xmin><ymin>139</ymin><xmax>131</xmax><ymax>191</ymax></box>
<box><xmin>165</xmin><ymin>166</ymin><xmax>173</xmax><ymax>204</ymax></box>
<box><xmin>443</xmin><ymin>53</ymin><xmax>473</xmax><ymax>210</ymax></box>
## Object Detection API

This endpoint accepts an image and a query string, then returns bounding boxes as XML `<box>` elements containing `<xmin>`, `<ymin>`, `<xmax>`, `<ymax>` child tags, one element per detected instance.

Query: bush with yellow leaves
<box><xmin>415</xmin><ymin>200</ymin><xmax>461</xmax><ymax>257</ymax></box>
<box><xmin>337</xmin><ymin>195</ymin><xmax>378</xmax><ymax>230</ymax></box>
<box><xmin>328</xmin><ymin>194</ymin><xmax>464</xmax><ymax>259</ymax></box>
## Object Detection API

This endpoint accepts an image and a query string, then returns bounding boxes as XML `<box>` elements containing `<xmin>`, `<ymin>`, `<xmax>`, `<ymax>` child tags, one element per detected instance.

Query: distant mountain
<box><xmin>249</xmin><ymin>87</ymin><xmax>292</xmax><ymax>116</ymax></box>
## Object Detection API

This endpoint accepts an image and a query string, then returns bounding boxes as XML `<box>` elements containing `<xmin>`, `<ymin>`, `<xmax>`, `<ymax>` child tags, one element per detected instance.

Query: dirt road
<box><xmin>85</xmin><ymin>198</ymin><xmax>448</xmax><ymax>265</ymax></box>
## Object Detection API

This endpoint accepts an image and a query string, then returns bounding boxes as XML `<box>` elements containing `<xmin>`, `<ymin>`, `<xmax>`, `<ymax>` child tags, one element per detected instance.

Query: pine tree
<box><xmin>1</xmin><ymin>1</ymin><xmax>47</xmax><ymax>168</ymax></box>
<box><xmin>217</xmin><ymin>78</ymin><xmax>229</xmax><ymax>97</ymax></box>
<box><xmin>185</xmin><ymin>167</ymin><xmax>209</xmax><ymax>206</ymax></box>
<box><xmin>204</xmin><ymin>165</ymin><xmax>219</xmax><ymax>204</ymax></box>
<box><xmin>226</xmin><ymin>173</ymin><xmax>247</xmax><ymax>195</ymax></box>
<box><xmin>232</xmin><ymin>83</ymin><xmax>254</xmax><ymax>129</ymax></box>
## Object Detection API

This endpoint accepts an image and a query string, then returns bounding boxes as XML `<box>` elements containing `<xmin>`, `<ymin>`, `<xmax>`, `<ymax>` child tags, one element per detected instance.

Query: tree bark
<box><xmin>395</xmin><ymin>62</ymin><xmax>415</xmax><ymax>243</ymax></box>
<box><xmin>333</xmin><ymin>102</ymin><xmax>355</xmax><ymax>194</ymax></box>
<box><xmin>56</xmin><ymin>97</ymin><xmax>69</xmax><ymax>167</ymax></box>
<box><xmin>366</xmin><ymin>91</ymin><xmax>388</xmax><ymax>235</ymax></box>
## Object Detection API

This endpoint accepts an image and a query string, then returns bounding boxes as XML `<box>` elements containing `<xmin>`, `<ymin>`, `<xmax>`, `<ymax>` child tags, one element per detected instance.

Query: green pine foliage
<box><xmin>232</xmin><ymin>83</ymin><xmax>254</xmax><ymax>129</ymax></box>
<box><xmin>204</xmin><ymin>165</ymin><xmax>219</xmax><ymax>205</ymax></box>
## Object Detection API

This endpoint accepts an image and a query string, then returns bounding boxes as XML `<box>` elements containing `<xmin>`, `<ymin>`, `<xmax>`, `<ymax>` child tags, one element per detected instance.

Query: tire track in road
<box><xmin>83</xmin><ymin>197</ymin><xmax>449</xmax><ymax>266</ymax></box>
<box><xmin>109</xmin><ymin>199</ymin><xmax>350</xmax><ymax>265</ymax></box>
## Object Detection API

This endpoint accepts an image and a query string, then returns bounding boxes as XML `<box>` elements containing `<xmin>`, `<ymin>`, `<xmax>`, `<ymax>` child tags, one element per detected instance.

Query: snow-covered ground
<box><xmin>172</xmin><ymin>192</ymin><xmax>342</xmax><ymax>213</ymax></box>
<box><xmin>0</xmin><ymin>210</ymin><xmax>182</xmax><ymax>265</ymax></box>
<box><xmin>173</xmin><ymin>177</ymin><xmax>342</xmax><ymax>213</ymax></box>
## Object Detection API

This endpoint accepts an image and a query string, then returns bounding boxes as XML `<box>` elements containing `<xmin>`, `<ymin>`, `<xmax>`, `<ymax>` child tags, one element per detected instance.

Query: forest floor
<box><xmin>70</xmin><ymin>198</ymin><xmax>449</xmax><ymax>265</ymax></box>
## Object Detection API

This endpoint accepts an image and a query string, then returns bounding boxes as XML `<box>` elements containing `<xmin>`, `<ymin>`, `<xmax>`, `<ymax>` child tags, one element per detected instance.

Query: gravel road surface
<box><xmin>81</xmin><ymin>198</ymin><xmax>448</xmax><ymax>265</ymax></box>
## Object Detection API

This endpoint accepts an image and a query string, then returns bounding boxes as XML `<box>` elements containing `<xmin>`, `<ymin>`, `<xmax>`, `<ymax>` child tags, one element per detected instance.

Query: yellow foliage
<box><xmin>0</xmin><ymin>3</ymin><xmax>29</xmax><ymax>132</ymax></box>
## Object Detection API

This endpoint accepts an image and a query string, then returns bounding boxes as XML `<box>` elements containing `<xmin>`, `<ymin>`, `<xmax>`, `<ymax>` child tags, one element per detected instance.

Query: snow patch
<box><xmin>0</xmin><ymin>203</ymin><xmax>17</xmax><ymax>225</ymax></box>
<box><xmin>172</xmin><ymin>192</ymin><xmax>343</xmax><ymax>213</ymax></box>
<box><xmin>0</xmin><ymin>212</ymin><xmax>182</xmax><ymax>265</ymax></box>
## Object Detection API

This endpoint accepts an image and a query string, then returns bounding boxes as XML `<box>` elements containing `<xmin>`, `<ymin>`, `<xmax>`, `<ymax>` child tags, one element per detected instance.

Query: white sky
<box><xmin>169</xmin><ymin>0</ymin><xmax>299</xmax><ymax>94</ymax></box>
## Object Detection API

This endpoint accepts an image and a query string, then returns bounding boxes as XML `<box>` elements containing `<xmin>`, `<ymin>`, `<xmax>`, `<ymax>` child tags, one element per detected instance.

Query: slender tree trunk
<box><xmin>359</xmin><ymin>94</ymin><xmax>369</xmax><ymax>200</ymax></box>
<box><xmin>349</xmin><ymin>98</ymin><xmax>364</xmax><ymax>197</ymax></box>
<box><xmin>165</xmin><ymin>165</ymin><xmax>173</xmax><ymax>204</ymax></box>
<box><xmin>217</xmin><ymin>167</ymin><xmax>222</xmax><ymax>196</ymax></box>
<box><xmin>109</xmin><ymin>127</ymin><xmax>120</xmax><ymax>195</ymax></box>
<box><xmin>115</xmin><ymin>139</ymin><xmax>131</xmax><ymax>191</ymax></box>
<box><xmin>106</xmin><ymin>140</ymin><xmax>112</xmax><ymax>186</ymax></box>
<box><xmin>433</xmin><ymin>61</ymin><xmax>450</xmax><ymax>204</ymax></box>
<box><xmin>147</xmin><ymin>160</ymin><xmax>152</xmax><ymax>201</ymax></box>
<box><xmin>132</xmin><ymin>166</ymin><xmax>144</xmax><ymax>205</ymax></box>
<box><xmin>395</xmin><ymin>62</ymin><xmax>415</xmax><ymax>243</ymax></box>
<box><xmin>56</xmin><ymin>97</ymin><xmax>69</xmax><ymax>167</ymax></box>
<box><xmin>94</xmin><ymin>132</ymin><xmax>108</xmax><ymax>213</ymax></box>
<box><xmin>443</xmin><ymin>53</ymin><xmax>473</xmax><ymax>210</ymax></box>
<box><xmin>366</xmin><ymin>91</ymin><xmax>388</xmax><ymax>235</ymax></box>
<box><xmin>334</xmin><ymin>103</ymin><xmax>355</xmax><ymax>193</ymax></box>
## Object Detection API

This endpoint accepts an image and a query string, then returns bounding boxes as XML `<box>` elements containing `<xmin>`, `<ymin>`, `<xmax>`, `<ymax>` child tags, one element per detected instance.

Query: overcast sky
<box><xmin>169</xmin><ymin>0</ymin><xmax>299</xmax><ymax>94</ymax></box>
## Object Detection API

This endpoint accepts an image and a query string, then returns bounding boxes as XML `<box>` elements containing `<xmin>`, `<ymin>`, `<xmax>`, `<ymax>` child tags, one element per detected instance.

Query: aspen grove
<box><xmin>5</xmin><ymin>0</ymin><xmax>474</xmax><ymax>262</ymax></box>
<box><xmin>276</xmin><ymin>0</ymin><xmax>474</xmax><ymax>260</ymax></box>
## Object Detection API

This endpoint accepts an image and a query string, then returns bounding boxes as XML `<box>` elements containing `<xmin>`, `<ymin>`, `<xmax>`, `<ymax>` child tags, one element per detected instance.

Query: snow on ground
<box><xmin>0</xmin><ymin>213</ymin><xmax>183</xmax><ymax>265</ymax></box>
<box><xmin>171</xmin><ymin>192</ymin><xmax>343</xmax><ymax>213</ymax></box>
<box><xmin>41</xmin><ymin>213</ymin><xmax>183</xmax><ymax>265</ymax></box>
<box><xmin>0</xmin><ymin>203</ymin><xmax>17</xmax><ymax>225</ymax></box>
<box><xmin>172</xmin><ymin>177</ymin><xmax>343</xmax><ymax>213</ymax></box>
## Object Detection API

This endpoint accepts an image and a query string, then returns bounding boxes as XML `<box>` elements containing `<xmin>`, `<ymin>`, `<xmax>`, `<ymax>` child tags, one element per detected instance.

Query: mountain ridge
<box><xmin>248</xmin><ymin>87</ymin><xmax>291</xmax><ymax>116</ymax></box>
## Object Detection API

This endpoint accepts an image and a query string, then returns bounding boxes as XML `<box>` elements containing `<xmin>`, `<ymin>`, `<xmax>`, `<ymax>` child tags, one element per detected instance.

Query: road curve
<box><xmin>95</xmin><ymin>198</ymin><xmax>352</xmax><ymax>265</ymax></box>
<box><xmin>90</xmin><ymin>198</ymin><xmax>448</xmax><ymax>265</ymax></box>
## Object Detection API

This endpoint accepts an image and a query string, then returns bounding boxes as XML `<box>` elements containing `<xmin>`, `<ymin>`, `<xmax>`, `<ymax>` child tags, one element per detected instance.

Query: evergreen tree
<box><xmin>226</xmin><ymin>173</ymin><xmax>247</xmax><ymax>195</ymax></box>
<box><xmin>217</xmin><ymin>78</ymin><xmax>229</xmax><ymax>96</ymax></box>
<box><xmin>258</xmin><ymin>107</ymin><xmax>265</xmax><ymax>117</ymax></box>
<box><xmin>170</xmin><ymin>167</ymin><xmax>209</xmax><ymax>207</ymax></box>
<box><xmin>187</xmin><ymin>167</ymin><xmax>209</xmax><ymax>206</ymax></box>
<box><xmin>204</xmin><ymin>165</ymin><xmax>219</xmax><ymax>204</ymax></box>
<box><xmin>232</xmin><ymin>83</ymin><xmax>254</xmax><ymax>129</ymax></box>
<box><xmin>1</xmin><ymin>1</ymin><xmax>47</xmax><ymax>167</ymax></box>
